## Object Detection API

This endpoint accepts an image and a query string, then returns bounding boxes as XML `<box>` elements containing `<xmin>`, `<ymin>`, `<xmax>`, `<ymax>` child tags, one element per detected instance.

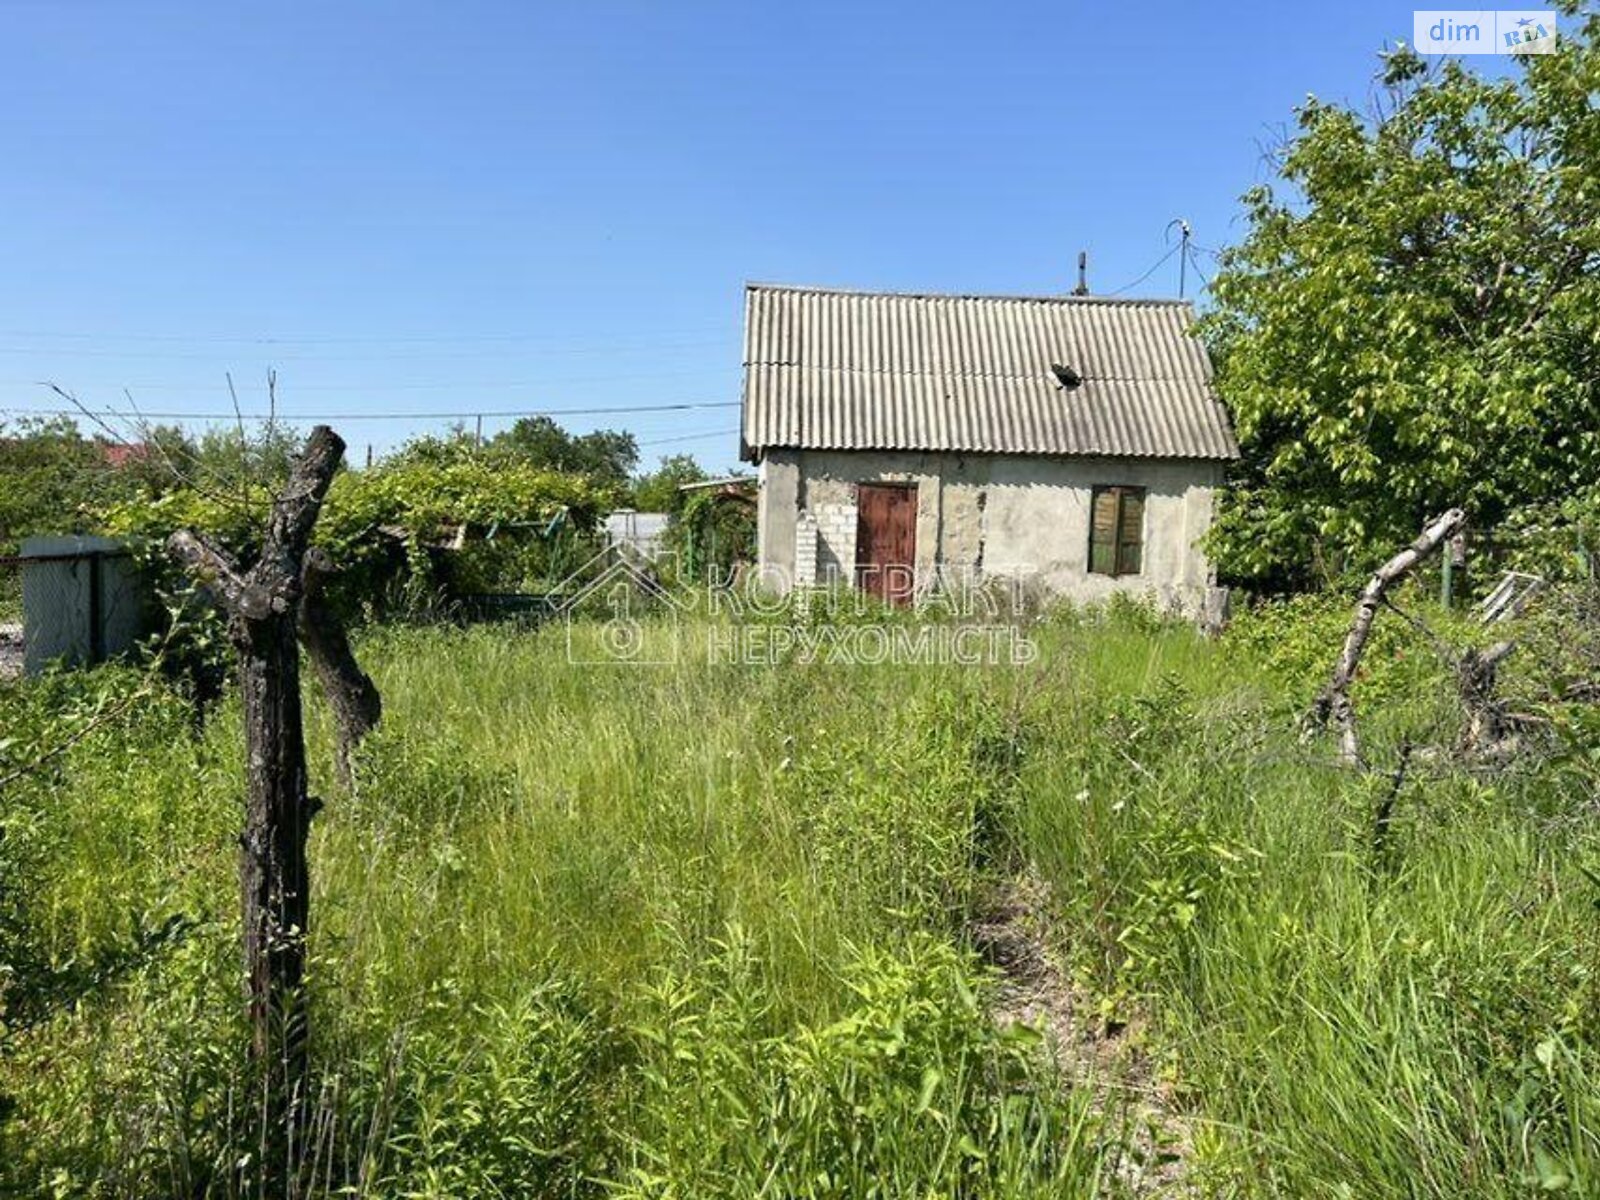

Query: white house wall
<box><xmin>757</xmin><ymin>448</ymin><xmax>1223</xmax><ymax>612</ymax></box>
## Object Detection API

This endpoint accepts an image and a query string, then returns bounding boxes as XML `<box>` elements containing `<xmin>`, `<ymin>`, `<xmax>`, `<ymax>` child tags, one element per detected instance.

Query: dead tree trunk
<box><xmin>1307</xmin><ymin>509</ymin><xmax>1466</xmax><ymax>765</ymax></box>
<box><xmin>299</xmin><ymin>547</ymin><xmax>382</xmax><ymax>788</ymax></box>
<box><xmin>1458</xmin><ymin>639</ymin><xmax>1517</xmax><ymax>756</ymax></box>
<box><xmin>167</xmin><ymin>425</ymin><xmax>346</xmax><ymax>1195</ymax></box>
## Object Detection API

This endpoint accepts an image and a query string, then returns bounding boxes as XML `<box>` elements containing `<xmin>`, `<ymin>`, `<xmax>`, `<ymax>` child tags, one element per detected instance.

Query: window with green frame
<box><xmin>1088</xmin><ymin>485</ymin><xmax>1145</xmax><ymax>577</ymax></box>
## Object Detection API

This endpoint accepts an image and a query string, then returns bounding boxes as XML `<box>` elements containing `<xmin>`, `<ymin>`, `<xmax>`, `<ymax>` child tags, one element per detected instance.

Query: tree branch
<box><xmin>299</xmin><ymin>547</ymin><xmax>382</xmax><ymax>788</ymax></box>
<box><xmin>263</xmin><ymin>426</ymin><xmax>344</xmax><ymax>561</ymax></box>
<box><xmin>166</xmin><ymin>529</ymin><xmax>278</xmax><ymax>619</ymax></box>
<box><xmin>1307</xmin><ymin>508</ymin><xmax>1466</xmax><ymax>765</ymax></box>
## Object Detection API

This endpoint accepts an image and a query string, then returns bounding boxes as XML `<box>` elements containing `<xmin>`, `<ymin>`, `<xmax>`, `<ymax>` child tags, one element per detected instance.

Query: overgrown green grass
<box><xmin>1</xmin><ymin>598</ymin><xmax>1597</xmax><ymax>1196</ymax></box>
<box><xmin>1019</xmin><ymin>598</ymin><xmax>1600</xmax><ymax>1196</ymax></box>
<box><xmin>0</xmin><ymin>620</ymin><xmax>1103</xmax><ymax>1197</ymax></box>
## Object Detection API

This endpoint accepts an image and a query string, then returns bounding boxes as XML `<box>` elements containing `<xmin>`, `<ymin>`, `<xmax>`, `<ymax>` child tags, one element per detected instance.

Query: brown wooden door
<box><xmin>855</xmin><ymin>483</ymin><xmax>917</xmax><ymax>606</ymax></box>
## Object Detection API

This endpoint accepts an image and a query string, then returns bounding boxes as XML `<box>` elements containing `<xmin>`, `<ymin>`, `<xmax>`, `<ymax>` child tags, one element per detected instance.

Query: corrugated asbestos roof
<box><xmin>741</xmin><ymin>283</ymin><xmax>1238</xmax><ymax>460</ymax></box>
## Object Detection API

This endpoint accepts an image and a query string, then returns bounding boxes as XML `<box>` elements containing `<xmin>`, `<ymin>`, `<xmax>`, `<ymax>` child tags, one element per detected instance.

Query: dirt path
<box><xmin>972</xmin><ymin>869</ymin><xmax>1193</xmax><ymax>1197</ymax></box>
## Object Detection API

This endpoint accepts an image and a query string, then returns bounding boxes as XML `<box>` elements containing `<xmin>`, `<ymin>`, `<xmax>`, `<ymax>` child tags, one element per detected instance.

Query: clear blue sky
<box><xmin>0</xmin><ymin>1</ymin><xmax>1444</xmax><ymax>471</ymax></box>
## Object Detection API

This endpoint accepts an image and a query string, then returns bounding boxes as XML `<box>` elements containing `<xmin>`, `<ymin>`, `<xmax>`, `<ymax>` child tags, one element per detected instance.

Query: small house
<box><xmin>739</xmin><ymin>283</ymin><xmax>1238</xmax><ymax>612</ymax></box>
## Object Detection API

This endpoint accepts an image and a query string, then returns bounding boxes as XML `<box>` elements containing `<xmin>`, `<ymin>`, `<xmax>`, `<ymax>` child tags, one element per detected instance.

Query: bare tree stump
<box><xmin>167</xmin><ymin>425</ymin><xmax>346</xmax><ymax>1195</ymax></box>
<box><xmin>1307</xmin><ymin>509</ymin><xmax>1466</xmax><ymax>765</ymax></box>
<box><xmin>1458</xmin><ymin>639</ymin><xmax>1517</xmax><ymax>756</ymax></box>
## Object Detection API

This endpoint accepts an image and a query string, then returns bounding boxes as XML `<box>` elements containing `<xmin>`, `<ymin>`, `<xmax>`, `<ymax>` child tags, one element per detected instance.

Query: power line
<box><xmin>0</xmin><ymin>325</ymin><xmax>728</xmax><ymax>347</ymax></box>
<box><xmin>0</xmin><ymin>365</ymin><xmax>725</xmax><ymax>392</ymax></box>
<box><xmin>1105</xmin><ymin>243</ymin><xmax>1181</xmax><ymax>297</ymax></box>
<box><xmin>638</xmin><ymin>427</ymin><xmax>738</xmax><ymax>448</ymax></box>
<box><xmin>1162</xmin><ymin>217</ymin><xmax>1190</xmax><ymax>300</ymax></box>
<box><xmin>0</xmin><ymin>399</ymin><xmax>741</xmax><ymax>423</ymax></box>
<box><xmin>0</xmin><ymin>343</ymin><xmax>728</xmax><ymax>365</ymax></box>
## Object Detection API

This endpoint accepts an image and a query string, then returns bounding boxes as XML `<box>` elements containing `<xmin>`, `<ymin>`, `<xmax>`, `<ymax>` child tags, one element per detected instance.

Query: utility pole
<box><xmin>474</xmin><ymin>413</ymin><xmax>483</xmax><ymax>448</ymax></box>
<box><xmin>1178</xmin><ymin>220</ymin><xmax>1190</xmax><ymax>299</ymax></box>
<box><xmin>1167</xmin><ymin>218</ymin><xmax>1192</xmax><ymax>299</ymax></box>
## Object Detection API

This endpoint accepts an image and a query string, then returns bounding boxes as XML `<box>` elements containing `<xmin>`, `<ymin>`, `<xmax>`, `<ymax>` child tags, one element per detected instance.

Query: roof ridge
<box><xmin>743</xmin><ymin>362</ymin><xmax>1204</xmax><ymax>382</ymax></box>
<box><xmin>744</xmin><ymin>281</ymin><xmax>1193</xmax><ymax>308</ymax></box>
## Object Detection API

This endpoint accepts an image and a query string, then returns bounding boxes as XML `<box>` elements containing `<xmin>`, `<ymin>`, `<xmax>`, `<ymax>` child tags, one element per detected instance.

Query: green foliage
<box><xmin>0</xmin><ymin>623</ymin><xmax>1102</xmax><ymax>1195</ymax></box>
<box><xmin>6</xmin><ymin>603</ymin><xmax>1600</xmax><ymax>1196</ymax></box>
<box><xmin>0</xmin><ymin>418</ymin><xmax>313</xmax><ymax>565</ymax></box>
<box><xmin>1203</xmin><ymin>15</ymin><xmax>1600</xmax><ymax>585</ymax></box>
<box><xmin>1227</xmin><ymin>586</ymin><xmax>1478</xmax><ymax>712</ymax></box>
<box><xmin>630</xmin><ymin>453</ymin><xmax>708</xmax><ymax>514</ymax></box>
<box><xmin>1</xmin><ymin>928</ymin><xmax>246</xmax><ymax>1192</ymax></box>
<box><xmin>99</xmin><ymin>442</ymin><xmax>610</xmax><ymax>612</ymax></box>
<box><xmin>1496</xmin><ymin>482</ymin><xmax>1600</xmax><ymax>582</ymax></box>
<box><xmin>322</xmin><ymin>974</ymin><xmax>609</xmax><ymax>1197</ymax></box>
<box><xmin>0</xmin><ymin>664</ymin><xmax>236</xmax><ymax>1181</ymax></box>
<box><xmin>1018</xmin><ymin>601</ymin><xmax>1600</xmax><ymax>1196</ymax></box>
<box><xmin>316</xmin><ymin>451</ymin><xmax>606</xmax><ymax>588</ymax></box>
<box><xmin>613</xmin><ymin>933</ymin><xmax>1092</xmax><ymax>1199</ymax></box>
<box><xmin>663</xmin><ymin>487</ymin><xmax>755</xmax><ymax>582</ymax></box>
<box><xmin>106</xmin><ymin>421</ymin><xmax>307</xmax><ymax>501</ymax></box>
<box><xmin>0</xmin><ymin>418</ymin><xmax>138</xmax><ymax>553</ymax></box>
<box><xmin>491</xmin><ymin>415</ymin><xmax>638</xmax><ymax>493</ymax></box>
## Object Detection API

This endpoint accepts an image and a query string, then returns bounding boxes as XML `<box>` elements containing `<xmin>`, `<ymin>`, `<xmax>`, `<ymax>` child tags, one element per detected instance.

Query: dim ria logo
<box><xmin>1413</xmin><ymin>10</ymin><xmax>1557</xmax><ymax>54</ymax></box>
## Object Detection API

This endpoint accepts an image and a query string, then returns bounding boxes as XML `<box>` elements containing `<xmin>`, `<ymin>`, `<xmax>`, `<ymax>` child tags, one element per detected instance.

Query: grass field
<box><xmin>1</xmin><ymin>601</ymin><xmax>1596</xmax><ymax>1196</ymax></box>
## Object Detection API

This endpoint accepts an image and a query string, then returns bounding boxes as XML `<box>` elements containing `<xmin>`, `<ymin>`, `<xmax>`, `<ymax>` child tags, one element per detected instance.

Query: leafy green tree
<box><xmin>1202</xmin><ymin>10</ymin><xmax>1600</xmax><ymax>586</ymax></box>
<box><xmin>383</xmin><ymin>427</ymin><xmax>480</xmax><ymax>467</ymax></box>
<box><xmin>491</xmin><ymin>416</ymin><xmax>638</xmax><ymax>492</ymax></box>
<box><xmin>631</xmin><ymin>453</ymin><xmax>708</xmax><ymax>512</ymax></box>
<box><xmin>189</xmin><ymin>423</ymin><xmax>302</xmax><ymax>490</ymax></box>
<box><xmin>0</xmin><ymin>418</ymin><xmax>135</xmax><ymax>552</ymax></box>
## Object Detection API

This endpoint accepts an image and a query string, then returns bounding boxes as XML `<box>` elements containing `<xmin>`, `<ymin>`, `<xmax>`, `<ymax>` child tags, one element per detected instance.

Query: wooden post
<box><xmin>167</xmin><ymin>425</ymin><xmax>346</xmax><ymax>1194</ymax></box>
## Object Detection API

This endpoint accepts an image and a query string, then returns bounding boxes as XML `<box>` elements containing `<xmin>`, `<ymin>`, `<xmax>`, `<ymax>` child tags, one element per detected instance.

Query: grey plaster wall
<box><xmin>755</xmin><ymin>449</ymin><xmax>1224</xmax><ymax>613</ymax></box>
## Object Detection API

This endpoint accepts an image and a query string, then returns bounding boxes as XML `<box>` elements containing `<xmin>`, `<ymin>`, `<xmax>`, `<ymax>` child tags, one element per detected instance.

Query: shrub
<box><xmin>98</xmin><ymin>451</ymin><xmax>610</xmax><ymax>619</ymax></box>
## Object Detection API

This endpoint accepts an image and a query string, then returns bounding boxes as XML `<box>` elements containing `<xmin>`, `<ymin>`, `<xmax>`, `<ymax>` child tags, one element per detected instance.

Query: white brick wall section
<box><xmin>795</xmin><ymin>515</ymin><xmax>820</xmax><ymax>588</ymax></box>
<box><xmin>810</xmin><ymin>503</ymin><xmax>858</xmax><ymax>586</ymax></box>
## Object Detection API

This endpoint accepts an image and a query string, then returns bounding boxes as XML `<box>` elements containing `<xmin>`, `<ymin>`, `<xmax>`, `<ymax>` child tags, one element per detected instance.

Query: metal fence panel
<box><xmin>0</xmin><ymin>536</ymin><xmax>144</xmax><ymax>676</ymax></box>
